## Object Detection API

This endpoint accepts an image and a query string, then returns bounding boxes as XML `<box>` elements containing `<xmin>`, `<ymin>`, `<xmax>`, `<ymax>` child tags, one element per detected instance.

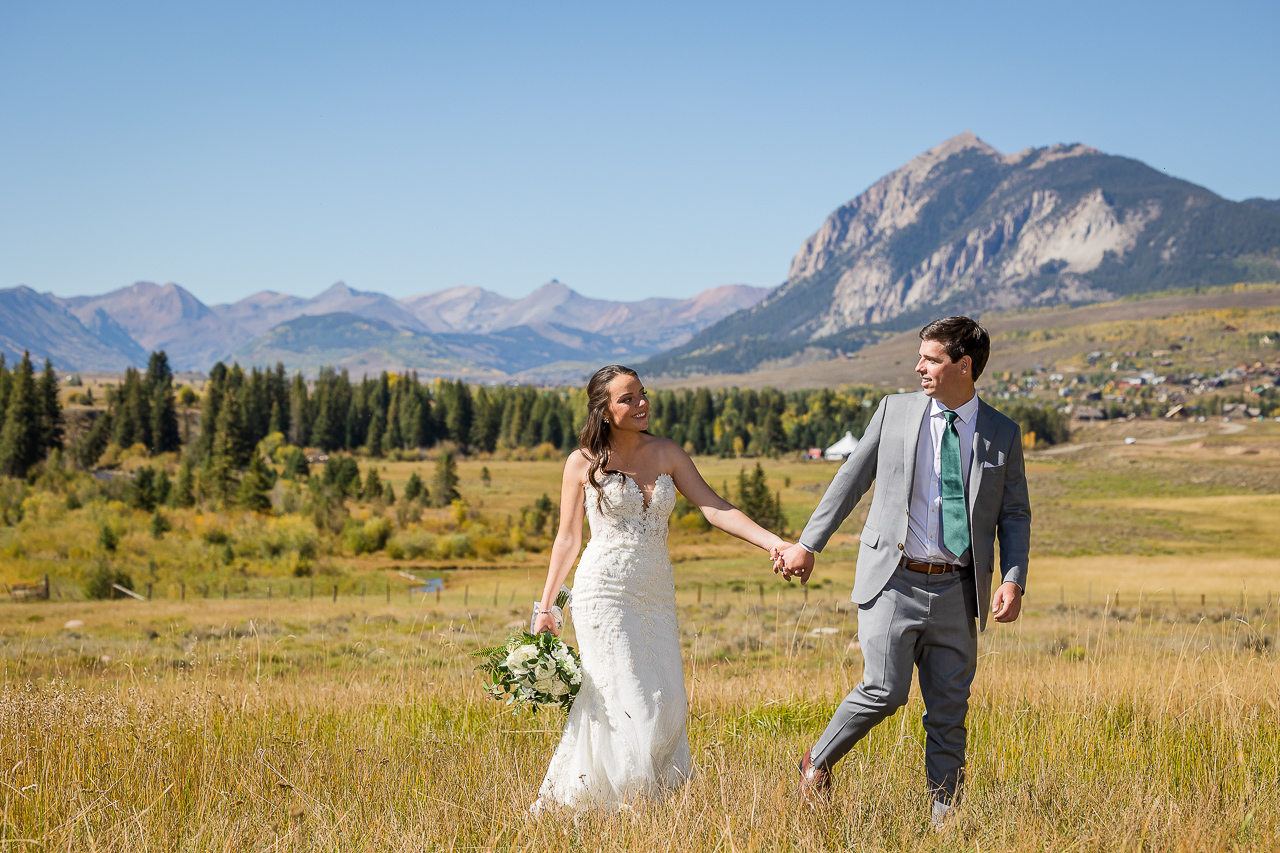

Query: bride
<box><xmin>530</xmin><ymin>364</ymin><xmax>790</xmax><ymax>812</ymax></box>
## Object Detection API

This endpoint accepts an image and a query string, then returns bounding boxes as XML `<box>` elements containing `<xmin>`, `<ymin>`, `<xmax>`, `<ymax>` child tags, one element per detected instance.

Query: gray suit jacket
<box><xmin>799</xmin><ymin>392</ymin><xmax>1031</xmax><ymax>631</ymax></box>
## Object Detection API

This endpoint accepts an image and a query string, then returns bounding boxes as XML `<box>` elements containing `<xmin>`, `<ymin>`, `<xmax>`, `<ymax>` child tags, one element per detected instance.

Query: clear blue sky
<box><xmin>3</xmin><ymin>1</ymin><xmax>1277</xmax><ymax>305</ymax></box>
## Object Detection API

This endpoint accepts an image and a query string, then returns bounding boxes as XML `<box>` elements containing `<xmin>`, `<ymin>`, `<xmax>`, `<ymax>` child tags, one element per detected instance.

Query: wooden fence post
<box><xmin>147</xmin><ymin>582</ymin><xmax>153</xmax><ymax>600</ymax></box>
<box><xmin>180</xmin><ymin>581</ymin><xmax>185</xmax><ymax>601</ymax></box>
<box><xmin>697</xmin><ymin>583</ymin><xmax>702</xmax><ymax>604</ymax></box>
<box><xmin>333</xmin><ymin>584</ymin><xmax>338</xmax><ymax>603</ymax></box>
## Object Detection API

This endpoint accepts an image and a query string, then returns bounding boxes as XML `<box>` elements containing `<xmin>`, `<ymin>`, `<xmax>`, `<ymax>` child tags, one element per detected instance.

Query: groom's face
<box><xmin>916</xmin><ymin>339</ymin><xmax>972</xmax><ymax>400</ymax></box>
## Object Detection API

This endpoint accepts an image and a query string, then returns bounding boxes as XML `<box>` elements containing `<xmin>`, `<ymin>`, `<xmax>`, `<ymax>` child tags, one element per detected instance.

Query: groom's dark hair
<box><xmin>920</xmin><ymin>316</ymin><xmax>990</xmax><ymax>379</ymax></box>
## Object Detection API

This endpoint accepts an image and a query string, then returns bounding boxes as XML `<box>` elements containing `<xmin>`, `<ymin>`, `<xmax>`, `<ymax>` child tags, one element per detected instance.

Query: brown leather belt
<box><xmin>901</xmin><ymin>558</ymin><xmax>962</xmax><ymax>575</ymax></box>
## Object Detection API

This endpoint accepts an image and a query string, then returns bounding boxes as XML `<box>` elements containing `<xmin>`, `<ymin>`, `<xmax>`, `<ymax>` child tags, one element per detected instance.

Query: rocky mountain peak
<box><xmin>645</xmin><ymin>133</ymin><xmax>1280</xmax><ymax>378</ymax></box>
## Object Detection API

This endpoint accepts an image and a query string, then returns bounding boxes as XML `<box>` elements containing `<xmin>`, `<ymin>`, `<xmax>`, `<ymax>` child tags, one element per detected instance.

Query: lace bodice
<box><xmin>583</xmin><ymin>473</ymin><xmax>675</xmax><ymax>547</ymax></box>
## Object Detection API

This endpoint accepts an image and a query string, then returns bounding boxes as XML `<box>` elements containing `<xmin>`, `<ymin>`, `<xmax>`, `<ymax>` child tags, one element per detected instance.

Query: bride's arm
<box><xmin>533</xmin><ymin>450</ymin><xmax>590</xmax><ymax>635</ymax></box>
<box><xmin>666</xmin><ymin>442</ymin><xmax>787</xmax><ymax>555</ymax></box>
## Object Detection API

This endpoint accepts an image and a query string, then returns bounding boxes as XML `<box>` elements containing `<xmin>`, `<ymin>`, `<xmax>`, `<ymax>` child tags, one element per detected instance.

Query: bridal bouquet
<box><xmin>473</xmin><ymin>588</ymin><xmax>582</xmax><ymax>712</ymax></box>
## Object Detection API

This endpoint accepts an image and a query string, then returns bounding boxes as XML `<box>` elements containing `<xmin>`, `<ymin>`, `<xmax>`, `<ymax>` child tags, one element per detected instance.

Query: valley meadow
<box><xmin>1</xmin><ymin>419</ymin><xmax>1278</xmax><ymax>850</ymax></box>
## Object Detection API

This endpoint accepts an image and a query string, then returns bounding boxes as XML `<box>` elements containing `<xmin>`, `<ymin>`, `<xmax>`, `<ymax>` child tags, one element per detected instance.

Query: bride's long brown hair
<box><xmin>580</xmin><ymin>364</ymin><xmax>641</xmax><ymax>496</ymax></box>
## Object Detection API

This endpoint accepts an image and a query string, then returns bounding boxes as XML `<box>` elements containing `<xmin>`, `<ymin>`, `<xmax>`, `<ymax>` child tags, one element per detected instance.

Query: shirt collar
<box><xmin>930</xmin><ymin>392</ymin><xmax>980</xmax><ymax>425</ymax></box>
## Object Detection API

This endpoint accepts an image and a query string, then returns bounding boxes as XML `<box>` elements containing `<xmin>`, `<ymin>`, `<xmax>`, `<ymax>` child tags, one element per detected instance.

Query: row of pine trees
<box><xmin>75</xmin><ymin>357</ymin><xmax>889</xmax><ymax>472</ymax></box>
<box><xmin>1</xmin><ymin>350</ymin><xmax>894</xmax><ymax>483</ymax></box>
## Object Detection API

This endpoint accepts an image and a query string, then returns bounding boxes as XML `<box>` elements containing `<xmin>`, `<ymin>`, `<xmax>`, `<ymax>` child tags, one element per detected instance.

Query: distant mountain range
<box><xmin>0</xmin><ymin>280</ymin><xmax>767</xmax><ymax>380</ymax></box>
<box><xmin>7</xmin><ymin>131</ymin><xmax>1280</xmax><ymax>383</ymax></box>
<box><xmin>645</xmin><ymin>132</ymin><xmax>1280</xmax><ymax>376</ymax></box>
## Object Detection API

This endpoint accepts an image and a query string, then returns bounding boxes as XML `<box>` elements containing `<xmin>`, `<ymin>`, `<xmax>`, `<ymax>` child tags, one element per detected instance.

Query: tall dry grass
<box><xmin>0</xmin><ymin>593</ymin><xmax>1275</xmax><ymax>851</ymax></box>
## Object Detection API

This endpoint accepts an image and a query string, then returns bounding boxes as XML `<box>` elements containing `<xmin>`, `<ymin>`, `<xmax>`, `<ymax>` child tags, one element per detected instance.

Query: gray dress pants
<box><xmin>810</xmin><ymin>564</ymin><xmax>978</xmax><ymax>802</ymax></box>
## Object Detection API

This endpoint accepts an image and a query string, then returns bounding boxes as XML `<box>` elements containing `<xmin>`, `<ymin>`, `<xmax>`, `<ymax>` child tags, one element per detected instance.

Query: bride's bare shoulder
<box><xmin>642</xmin><ymin>435</ymin><xmax>687</xmax><ymax>465</ymax></box>
<box><xmin>563</xmin><ymin>449</ymin><xmax>592</xmax><ymax>479</ymax></box>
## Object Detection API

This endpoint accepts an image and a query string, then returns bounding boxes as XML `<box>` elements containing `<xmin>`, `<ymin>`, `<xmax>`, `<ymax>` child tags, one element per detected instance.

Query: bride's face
<box><xmin>606</xmin><ymin>375</ymin><xmax>649</xmax><ymax>433</ymax></box>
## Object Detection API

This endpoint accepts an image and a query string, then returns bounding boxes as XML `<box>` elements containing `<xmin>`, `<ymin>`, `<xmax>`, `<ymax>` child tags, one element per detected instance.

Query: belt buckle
<box><xmin>928</xmin><ymin>563</ymin><xmax>943</xmax><ymax>575</ymax></box>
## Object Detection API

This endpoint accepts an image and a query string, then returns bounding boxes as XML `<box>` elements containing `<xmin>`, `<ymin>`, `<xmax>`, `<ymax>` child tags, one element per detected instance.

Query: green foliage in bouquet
<box><xmin>473</xmin><ymin>629</ymin><xmax>582</xmax><ymax>713</ymax></box>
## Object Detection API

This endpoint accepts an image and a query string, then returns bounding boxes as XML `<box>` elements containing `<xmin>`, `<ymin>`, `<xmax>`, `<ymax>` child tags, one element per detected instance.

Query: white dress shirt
<box><xmin>904</xmin><ymin>393</ymin><xmax>979</xmax><ymax>566</ymax></box>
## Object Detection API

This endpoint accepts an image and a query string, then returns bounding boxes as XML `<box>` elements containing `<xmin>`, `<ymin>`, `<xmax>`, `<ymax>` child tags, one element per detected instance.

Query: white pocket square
<box><xmin>982</xmin><ymin>460</ymin><xmax>1004</xmax><ymax>468</ymax></box>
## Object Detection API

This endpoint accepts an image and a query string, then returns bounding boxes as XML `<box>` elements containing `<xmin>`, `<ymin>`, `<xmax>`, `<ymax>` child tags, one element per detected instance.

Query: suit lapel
<box><xmin>968</xmin><ymin>400</ymin><xmax>993</xmax><ymax>521</ymax></box>
<box><xmin>902</xmin><ymin>392</ymin><xmax>932</xmax><ymax>503</ymax></box>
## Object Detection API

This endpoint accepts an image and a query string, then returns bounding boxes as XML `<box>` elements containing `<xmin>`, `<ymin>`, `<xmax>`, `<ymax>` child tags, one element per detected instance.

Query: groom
<box><xmin>777</xmin><ymin>316</ymin><xmax>1031</xmax><ymax>824</ymax></box>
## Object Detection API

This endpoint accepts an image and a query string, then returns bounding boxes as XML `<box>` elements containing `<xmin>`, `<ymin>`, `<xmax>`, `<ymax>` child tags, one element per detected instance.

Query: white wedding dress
<box><xmin>532</xmin><ymin>472</ymin><xmax>693</xmax><ymax>812</ymax></box>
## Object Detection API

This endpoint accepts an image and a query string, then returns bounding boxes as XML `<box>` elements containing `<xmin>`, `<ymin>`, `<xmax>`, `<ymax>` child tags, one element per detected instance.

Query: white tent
<box><xmin>824</xmin><ymin>431</ymin><xmax>858</xmax><ymax>460</ymax></box>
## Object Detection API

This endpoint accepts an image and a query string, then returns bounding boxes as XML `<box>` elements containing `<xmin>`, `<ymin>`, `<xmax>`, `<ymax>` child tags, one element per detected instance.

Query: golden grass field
<box><xmin>1</xmin><ymin>419</ymin><xmax>1279</xmax><ymax>850</ymax></box>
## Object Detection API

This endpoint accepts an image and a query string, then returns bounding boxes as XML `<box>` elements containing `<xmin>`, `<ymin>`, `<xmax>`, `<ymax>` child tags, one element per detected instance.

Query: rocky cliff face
<box><xmin>647</xmin><ymin>132</ymin><xmax>1280</xmax><ymax>376</ymax></box>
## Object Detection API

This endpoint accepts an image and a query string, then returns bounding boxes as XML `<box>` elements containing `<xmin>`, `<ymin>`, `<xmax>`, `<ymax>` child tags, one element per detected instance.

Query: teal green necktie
<box><xmin>941</xmin><ymin>410</ymin><xmax>970</xmax><ymax>557</ymax></box>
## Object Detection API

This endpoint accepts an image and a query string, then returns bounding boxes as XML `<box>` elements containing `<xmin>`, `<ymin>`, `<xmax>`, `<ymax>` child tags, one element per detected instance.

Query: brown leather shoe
<box><xmin>798</xmin><ymin>748</ymin><xmax>832</xmax><ymax>809</ymax></box>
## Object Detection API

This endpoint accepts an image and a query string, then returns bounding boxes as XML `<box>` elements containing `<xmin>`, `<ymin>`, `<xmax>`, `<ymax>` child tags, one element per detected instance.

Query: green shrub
<box><xmin>83</xmin><ymin>562</ymin><xmax>133</xmax><ymax>600</ymax></box>
<box><xmin>149</xmin><ymin>509</ymin><xmax>169</xmax><ymax>539</ymax></box>
<box><xmin>98</xmin><ymin>524</ymin><xmax>119</xmax><ymax>552</ymax></box>
<box><xmin>201</xmin><ymin>526</ymin><xmax>229</xmax><ymax>545</ymax></box>
<box><xmin>345</xmin><ymin>516</ymin><xmax>393</xmax><ymax>555</ymax></box>
<box><xmin>394</xmin><ymin>530</ymin><xmax>436</xmax><ymax>560</ymax></box>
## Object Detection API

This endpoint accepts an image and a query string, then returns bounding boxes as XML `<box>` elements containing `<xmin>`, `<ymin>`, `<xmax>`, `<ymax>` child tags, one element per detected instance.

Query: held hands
<box><xmin>991</xmin><ymin>581</ymin><xmax>1023</xmax><ymax>623</ymax></box>
<box><xmin>770</xmin><ymin>541</ymin><xmax>816</xmax><ymax>585</ymax></box>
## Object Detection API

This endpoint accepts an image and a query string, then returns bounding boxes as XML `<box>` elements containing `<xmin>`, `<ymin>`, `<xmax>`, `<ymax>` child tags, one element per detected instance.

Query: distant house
<box><xmin>806</xmin><ymin>447</ymin><xmax>823</xmax><ymax>460</ymax></box>
<box><xmin>824</xmin><ymin>431</ymin><xmax>859</xmax><ymax>460</ymax></box>
<box><xmin>1073</xmin><ymin>405</ymin><xmax>1106</xmax><ymax>421</ymax></box>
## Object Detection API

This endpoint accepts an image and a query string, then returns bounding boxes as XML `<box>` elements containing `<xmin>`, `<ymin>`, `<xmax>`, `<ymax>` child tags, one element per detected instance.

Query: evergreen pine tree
<box><xmin>268</xmin><ymin>400</ymin><xmax>283</xmax><ymax>436</ymax></box>
<box><xmin>446</xmin><ymin>379</ymin><xmax>472</xmax><ymax>447</ymax></box>
<box><xmin>150</xmin><ymin>508</ymin><xmax>170</xmax><ymax>539</ymax></box>
<box><xmin>282</xmin><ymin>446</ymin><xmax>310</xmax><ymax>480</ymax></box>
<box><xmin>127</xmin><ymin>466</ymin><xmax>158</xmax><ymax>511</ymax></box>
<box><xmin>145</xmin><ymin>352</ymin><xmax>181</xmax><ymax>453</ymax></box>
<box><xmin>74</xmin><ymin>410</ymin><xmax>113</xmax><ymax>469</ymax></box>
<box><xmin>430</xmin><ymin>450</ymin><xmax>460</xmax><ymax>507</ymax></box>
<box><xmin>360</xmin><ymin>467</ymin><xmax>383</xmax><ymax>502</ymax></box>
<box><xmin>236</xmin><ymin>453</ymin><xmax>273</xmax><ymax>513</ymax></box>
<box><xmin>382</xmin><ymin>389</ymin><xmax>404</xmax><ymax>455</ymax></box>
<box><xmin>0</xmin><ymin>354</ymin><xmax>10</xmax><ymax>426</ymax></box>
<box><xmin>194</xmin><ymin>362</ymin><xmax>227</xmax><ymax>461</ymax></box>
<box><xmin>0</xmin><ymin>353</ymin><xmax>40</xmax><ymax>477</ymax></box>
<box><xmin>36</xmin><ymin>358</ymin><xmax>64</xmax><ymax>455</ymax></box>
<box><xmin>211</xmin><ymin>389</ymin><xmax>248</xmax><ymax>469</ymax></box>
<box><xmin>206</xmin><ymin>388</ymin><xmax>245</xmax><ymax>502</ymax></box>
<box><xmin>289</xmin><ymin>373</ymin><xmax>311</xmax><ymax>446</ymax></box>
<box><xmin>175</xmin><ymin>456</ymin><xmax>196</xmax><ymax>507</ymax></box>
<box><xmin>364</xmin><ymin>406</ymin><xmax>386</xmax><ymax>456</ymax></box>
<box><xmin>403</xmin><ymin>471</ymin><xmax>425</xmax><ymax>503</ymax></box>
<box><xmin>736</xmin><ymin>463</ymin><xmax>785</xmax><ymax>536</ymax></box>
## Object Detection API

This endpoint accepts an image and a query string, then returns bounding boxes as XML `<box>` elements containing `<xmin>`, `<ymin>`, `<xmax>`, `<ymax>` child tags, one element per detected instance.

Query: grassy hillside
<box><xmin>651</xmin><ymin>283</ymin><xmax>1280</xmax><ymax>392</ymax></box>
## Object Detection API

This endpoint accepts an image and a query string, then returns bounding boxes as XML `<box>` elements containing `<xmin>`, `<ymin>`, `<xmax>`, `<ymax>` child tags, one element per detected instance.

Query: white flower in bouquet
<box><xmin>506</xmin><ymin>644</ymin><xmax>539</xmax><ymax>670</ymax></box>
